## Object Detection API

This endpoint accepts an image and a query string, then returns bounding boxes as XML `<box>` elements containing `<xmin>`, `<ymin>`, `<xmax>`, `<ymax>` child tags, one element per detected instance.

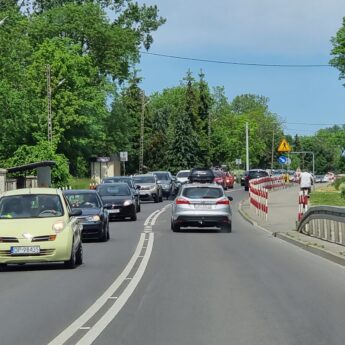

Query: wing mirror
<box><xmin>227</xmin><ymin>196</ymin><xmax>233</xmax><ymax>201</ymax></box>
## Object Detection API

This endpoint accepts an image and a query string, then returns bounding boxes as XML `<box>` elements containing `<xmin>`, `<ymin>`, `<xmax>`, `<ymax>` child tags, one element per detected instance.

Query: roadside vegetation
<box><xmin>0</xmin><ymin>1</ymin><xmax>344</xmax><ymax>186</ymax></box>
<box><xmin>310</xmin><ymin>179</ymin><xmax>345</xmax><ymax>207</ymax></box>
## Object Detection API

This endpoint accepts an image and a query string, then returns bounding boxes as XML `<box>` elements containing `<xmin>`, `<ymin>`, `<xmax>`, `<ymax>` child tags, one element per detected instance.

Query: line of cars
<box><xmin>0</xmin><ymin>168</ymin><xmax>236</xmax><ymax>270</ymax></box>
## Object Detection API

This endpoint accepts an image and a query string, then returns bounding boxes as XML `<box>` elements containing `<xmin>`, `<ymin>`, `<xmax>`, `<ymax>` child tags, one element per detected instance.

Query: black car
<box><xmin>102</xmin><ymin>176</ymin><xmax>141</xmax><ymax>212</ymax></box>
<box><xmin>63</xmin><ymin>190</ymin><xmax>110</xmax><ymax>242</ymax></box>
<box><xmin>188</xmin><ymin>168</ymin><xmax>215</xmax><ymax>183</ymax></box>
<box><xmin>243</xmin><ymin>169</ymin><xmax>269</xmax><ymax>191</ymax></box>
<box><xmin>96</xmin><ymin>183</ymin><xmax>137</xmax><ymax>221</ymax></box>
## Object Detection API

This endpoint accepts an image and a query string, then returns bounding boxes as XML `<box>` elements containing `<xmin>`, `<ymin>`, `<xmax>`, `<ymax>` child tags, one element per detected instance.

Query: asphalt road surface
<box><xmin>1</xmin><ymin>188</ymin><xmax>345</xmax><ymax>345</ymax></box>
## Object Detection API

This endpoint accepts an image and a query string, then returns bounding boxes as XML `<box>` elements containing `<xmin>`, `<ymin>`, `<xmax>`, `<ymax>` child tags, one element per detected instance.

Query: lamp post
<box><xmin>139</xmin><ymin>91</ymin><xmax>150</xmax><ymax>174</ymax></box>
<box><xmin>47</xmin><ymin>65</ymin><xmax>65</xmax><ymax>143</ymax></box>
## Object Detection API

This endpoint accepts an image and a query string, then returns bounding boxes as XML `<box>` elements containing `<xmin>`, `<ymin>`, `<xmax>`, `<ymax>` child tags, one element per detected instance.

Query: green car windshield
<box><xmin>0</xmin><ymin>194</ymin><xmax>64</xmax><ymax>219</ymax></box>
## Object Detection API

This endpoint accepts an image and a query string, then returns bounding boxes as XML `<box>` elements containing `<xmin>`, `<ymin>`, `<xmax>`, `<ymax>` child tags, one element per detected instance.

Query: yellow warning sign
<box><xmin>277</xmin><ymin>138</ymin><xmax>291</xmax><ymax>152</ymax></box>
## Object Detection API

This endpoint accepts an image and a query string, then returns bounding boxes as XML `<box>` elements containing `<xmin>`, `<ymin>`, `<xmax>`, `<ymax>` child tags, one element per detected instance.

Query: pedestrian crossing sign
<box><xmin>277</xmin><ymin>138</ymin><xmax>291</xmax><ymax>152</ymax></box>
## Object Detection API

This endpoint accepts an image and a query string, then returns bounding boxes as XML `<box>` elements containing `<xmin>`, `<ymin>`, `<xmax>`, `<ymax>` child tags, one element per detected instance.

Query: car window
<box><xmin>154</xmin><ymin>173</ymin><xmax>170</xmax><ymax>180</ymax></box>
<box><xmin>182</xmin><ymin>187</ymin><xmax>223</xmax><ymax>199</ymax></box>
<box><xmin>103</xmin><ymin>178</ymin><xmax>133</xmax><ymax>188</ymax></box>
<box><xmin>65</xmin><ymin>193</ymin><xmax>101</xmax><ymax>208</ymax></box>
<box><xmin>97</xmin><ymin>185</ymin><xmax>131</xmax><ymax>196</ymax></box>
<box><xmin>0</xmin><ymin>194</ymin><xmax>64</xmax><ymax>219</ymax></box>
<box><xmin>177</xmin><ymin>171</ymin><xmax>190</xmax><ymax>177</ymax></box>
<box><xmin>133</xmin><ymin>176</ymin><xmax>156</xmax><ymax>183</ymax></box>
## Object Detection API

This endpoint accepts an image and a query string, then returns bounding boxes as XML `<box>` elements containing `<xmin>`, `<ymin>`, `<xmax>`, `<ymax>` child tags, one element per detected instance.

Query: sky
<box><xmin>135</xmin><ymin>0</ymin><xmax>345</xmax><ymax>136</ymax></box>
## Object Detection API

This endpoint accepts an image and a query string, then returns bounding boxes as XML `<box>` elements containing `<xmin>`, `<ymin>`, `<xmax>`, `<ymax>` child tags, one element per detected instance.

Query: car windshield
<box><xmin>103</xmin><ymin>178</ymin><xmax>133</xmax><ymax>188</ymax></box>
<box><xmin>65</xmin><ymin>193</ymin><xmax>101</xmax><ymax>208</ymax></box>
<box><xmin>154</xmin><ymin>173</ymin><xmax>170</xmax><ymax>181</ymax></box>
<box><xmin>182</xmin><ymin>187</ymin><xmax>223</xmax><ymax>199</ymax></box>
<box><xmin>0</xmin><ymin>194</ymin><xmax>64</xmax><ymax>219</ymax></box>
<box><xmin>133</xmin><ymin>176</ymin><xmax>156</xmax><ymax>184</ymax></box>
<box><xmin>177</xmin><ymin>171</ymin><xmax>190</xmax><ymax>177</ymax></box>
<box><xmin>97</xmin><ymin>184</ymin><xmax>131</xmax><ymax>196</ymax></box>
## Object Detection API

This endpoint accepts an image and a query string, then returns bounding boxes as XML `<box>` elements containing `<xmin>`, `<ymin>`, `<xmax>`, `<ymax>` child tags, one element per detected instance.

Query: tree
<box><xmin>330</xmin><ymin>18</ymin><xmax>345</xmax><ymax>86</ymax></box>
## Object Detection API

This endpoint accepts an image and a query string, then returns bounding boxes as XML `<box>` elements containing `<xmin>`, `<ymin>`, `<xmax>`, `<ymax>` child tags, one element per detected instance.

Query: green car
<box><xmin>0</xmin><ymin>188</ymin><xmax>83</xmax><ymax>270</ymax></box>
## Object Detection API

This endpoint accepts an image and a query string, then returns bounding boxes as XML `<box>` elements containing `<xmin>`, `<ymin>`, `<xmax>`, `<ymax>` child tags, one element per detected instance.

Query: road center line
<box><xmin>47</xmin><ymin>208</ymin><xmax>165</xmax><ymax>345</ymax></box>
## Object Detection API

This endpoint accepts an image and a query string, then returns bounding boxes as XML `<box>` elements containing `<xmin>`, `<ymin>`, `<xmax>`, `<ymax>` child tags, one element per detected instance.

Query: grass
<box><xmin>69</xmin><ymin>177</ymin><xmax>95</xmax><ymax>190</ymax></box>
<box><xmin>310</xmin><ymin>184</ymin><xmax>345</xmax><ymax>207</ymax></box>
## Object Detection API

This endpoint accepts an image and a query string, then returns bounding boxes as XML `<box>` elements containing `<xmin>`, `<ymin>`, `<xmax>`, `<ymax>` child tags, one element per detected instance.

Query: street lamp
<box><xmin>47</xmin><ymin>64</ymin><xmax>65</xmax><ymax>143</ymax></box>
<box><xmin>139</xmin><ymin>91</ymin><xmax>150</xmax><ymax>174</ymax></box>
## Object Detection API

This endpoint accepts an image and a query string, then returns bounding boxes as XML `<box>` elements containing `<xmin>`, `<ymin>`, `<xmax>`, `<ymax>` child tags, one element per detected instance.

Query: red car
<box><xmin>224</xmin><ymin>171</ymin><xmax>235</xmax><ymax>189</ymax></box>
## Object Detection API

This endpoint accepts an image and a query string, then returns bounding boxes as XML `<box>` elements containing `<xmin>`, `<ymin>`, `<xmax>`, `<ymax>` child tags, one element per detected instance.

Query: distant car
<box><xmin>102</xmin><ymin>176</ymin><xmax>141</xmax><ymax>212</ymax></box>
<box><xmin>188</xmin><ymin>168</ymin><xmax>215</xmax><ymax>183</ymax></box>
<box><xmin>63</xmin><ymin>190</ymin><xmax>110</xmax><ymax>242</ymax></box>
<box><xmin>0</xmin><ymin>188</ymin><xmax>83</xmax><ymax>270</ymax></box>
<box><xmin>244</xmin><ymin>169</ymin><xmax>269</xmax><ymax>191</ymax></box>
<box><xmin>96</xmin><ymin>183</ymin><xmax>137</xmax><ymax>221</ymax></box>
<box><xmin>132</xmin><ymin>174</ymin><xmax>163</xmax><ymax>203</ymax></box>
<box><xmin>224</xmin><ymin>171</ymin><xmax>235</xmax><ymax>189</ymax></box>
<box><xmin>150</xmin><ymin>171</ymin><xmax>176</xmax><ymax>199</ymax></box>
<box><xmin>171</xmin><ymin>183</ymin><xmax>233</xmax><ymax>232</ymax></box>
<box><xmin>176</xmin><ymin>170</ymin><xmax>191</xmax><ymax>184</ymax></box>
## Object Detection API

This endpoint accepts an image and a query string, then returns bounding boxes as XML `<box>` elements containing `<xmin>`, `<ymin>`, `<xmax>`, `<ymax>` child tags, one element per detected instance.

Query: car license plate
<box><xmin>108</xmin><ymin>209</ymin><xmax>120</xmax><ymax>213</ymax></box>
<box><xmin>195</xmin><ymin>204</ymin><xmax>212</xmax><ymax>209</ymax></box>
<box><xmin>11</xmin><ymin>246</ymin><xmax>40</xmax><ymax>255</ymax></box>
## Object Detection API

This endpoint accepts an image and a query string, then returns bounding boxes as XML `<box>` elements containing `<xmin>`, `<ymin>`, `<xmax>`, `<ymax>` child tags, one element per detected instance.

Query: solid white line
<box><xmin>47</xmin><ymin>234</ymin><xmax>146</xmax><ymax>345</ymax></box>
<box><xmin>76</xmin><ymin>232</ymin><xmax>154</xmax><ymax>345</ymax></box>
<box><xmin>79</xmin><ymin>327</ymin><xmax>91</xmax><ymax>330</ymax></box>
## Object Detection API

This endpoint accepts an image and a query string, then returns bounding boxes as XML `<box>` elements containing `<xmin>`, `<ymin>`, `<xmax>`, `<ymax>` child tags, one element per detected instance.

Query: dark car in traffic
<box><xmin>243</xmin><ymin>169</ymin><xmax>269</xmax><ymax>191</ymax></box>
<box><xmin>63</xmin><ymin>189</ymin><xmax>110</xmax><ymax>242</ymax></box>
<box><xmin>150</xmin><ymin>171</ymin><xmax>177</xmax><ymax>199</ymax></box>
<box><xmin>96</xmin><ymin>183</ymin><xmax>137</xmax><ymax>221</ymax></box>
<box><xmin>102</xmin><ymin>176</ymin><xmax>141</xmax><ymax>212</ymax></box>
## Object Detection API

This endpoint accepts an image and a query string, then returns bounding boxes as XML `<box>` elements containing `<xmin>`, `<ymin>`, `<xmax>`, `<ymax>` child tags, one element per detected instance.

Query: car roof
<box><xmin>182</xmin><ymin>183</ymin><xmax>222</xmax><ymax>188</ymax></box>
<box><xmin>97</xmin><ymin>182</ymin><xmax>129</xmax><ymax>186</ymax></box>
<box><xmin>1</xmin><ymin>188</ymin><xmax>61</xmax><ymax>197</ymax></box>
<box><xmin>103</xmin><ymin>176</ymin><xmax>131</xmax><ymax>179</ymax></box>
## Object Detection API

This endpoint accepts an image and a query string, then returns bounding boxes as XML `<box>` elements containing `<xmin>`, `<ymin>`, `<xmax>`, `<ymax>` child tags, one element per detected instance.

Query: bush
<box><xmin>339</xmin><ymin>183</ymin><xmax>345</xmax><ymax>199</ymax></box>
<box><xmin>333</xmin><ymin>177</ymin><xmax>345</xmax><ymax>191</ymax></box>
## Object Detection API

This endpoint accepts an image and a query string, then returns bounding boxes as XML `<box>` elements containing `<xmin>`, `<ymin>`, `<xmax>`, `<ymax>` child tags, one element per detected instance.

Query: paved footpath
<box><xmin>239</xmin><ymin>183</ymin><xmax>345</xmax><ymax>266</ymax></box>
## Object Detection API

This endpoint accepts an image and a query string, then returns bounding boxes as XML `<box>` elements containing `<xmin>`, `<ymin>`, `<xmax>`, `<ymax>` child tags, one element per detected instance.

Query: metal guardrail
<box><xmin>297</xmin><ymin>206</ymin><xmax>345</xmax><ymax>245</ymax></box>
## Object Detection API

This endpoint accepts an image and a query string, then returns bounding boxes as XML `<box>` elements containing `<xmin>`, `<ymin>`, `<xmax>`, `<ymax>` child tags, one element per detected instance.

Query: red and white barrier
<box><xmin>297</xmin><ymin>190</ymin><xmax>309</xmax><ymax>221</ymax></box>
<box><xmin>249</xmin><ymin>175</ymin><xmax>287</xmax><ymax>221</ymax></box>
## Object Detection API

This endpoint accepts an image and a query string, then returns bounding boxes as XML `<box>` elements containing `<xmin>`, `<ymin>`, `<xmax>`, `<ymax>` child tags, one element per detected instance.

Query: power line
<box><xmin>141</xmin><ymin>51</ymin><xmax>332</xmax><ymax>68</ymax></box>
<box><xmin>285</xmin><ymin>122</ymin><xmax>344</xmax><ymax>126</ymax></box>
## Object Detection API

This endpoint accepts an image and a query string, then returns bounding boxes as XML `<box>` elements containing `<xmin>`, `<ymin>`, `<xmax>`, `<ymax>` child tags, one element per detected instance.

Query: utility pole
<box><xmin>139</xmin><ymin>91</ymin><xmax>145</xmax><ymax>174</ymax></box>
<box><xmin>47</xmin><ymin>65</ymin><xmax>52</xmax><ymax>143</ymax></box>
<box><xmin>271</xmin><ymin>128</ymin><xmax>275</xmax><ymax>171</ymax></box>
<box><xmin>245</xmin><ymin>122</ymin><xmax>249</xmax><ymax>171</ymax></box>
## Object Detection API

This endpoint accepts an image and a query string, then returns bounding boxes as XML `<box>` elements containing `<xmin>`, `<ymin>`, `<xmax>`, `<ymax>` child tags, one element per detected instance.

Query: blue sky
<box><xmin>135</xmin><ymin>0</ymin><xmax>345</xmax><ymax>136</ymax></box>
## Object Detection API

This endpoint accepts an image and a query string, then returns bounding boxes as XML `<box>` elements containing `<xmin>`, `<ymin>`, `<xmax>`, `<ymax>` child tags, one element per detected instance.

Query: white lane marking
<box><xmin>108</xmin><ymin>297</ymin><xmax>118</xmax><ymax>300</ymax></box>
<box><xmin>79</xmin><ymin>327</ymin><xmax>91</xmax><ymax>330</ymax></box>
<box><xmin>48</xmin><ymin>234</ymin><xmax>145</xmax><ymax>345</ymax></box>
<box><xmin>76</xmin><ymin>232</ymin><xmax>154</xmax><ymax>345</ymax></box>
<box><xmin>48</xmin><ymin>207</ymin><xmax>167</xmax><ymax>345</ymax></box>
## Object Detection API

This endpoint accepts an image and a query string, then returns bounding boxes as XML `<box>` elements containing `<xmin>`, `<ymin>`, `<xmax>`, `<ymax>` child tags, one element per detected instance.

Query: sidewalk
<box><xmin>239</xmin><ymin>184</ymin><xmax>345</xmax><ymax>266</ymax></box>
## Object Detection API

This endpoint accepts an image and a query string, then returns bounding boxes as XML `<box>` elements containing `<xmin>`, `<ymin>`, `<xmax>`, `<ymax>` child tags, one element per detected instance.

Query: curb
<box><xmin>238</xmin><ymin>199</ymin><xmax>345</xmax><ymax>267</ymax></box>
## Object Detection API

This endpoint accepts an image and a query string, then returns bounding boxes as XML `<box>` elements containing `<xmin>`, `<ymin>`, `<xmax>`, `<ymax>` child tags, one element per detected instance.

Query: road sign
<box><xmin>277</xmin><ymin>138</ymin><xmax>291</xmax><ymax>152</ymax></box>
<box><xmin>286</xmin><ymin>157</ymin><xmax>291</xmax><ymax>165</ymax></box>
<box><xmin>235</xmin><ymin>158</ymin><xmax>242</xmax><ymax>165</ymax></box>
<box><xmin>120</xmin><ymin>152</ymin><xmax>128</xmax><ymax>162</ymax></box>
<box><xmin>278</xmin><ymin>156</ymin><xmax>287</xmax><ymax>164</ymax></box>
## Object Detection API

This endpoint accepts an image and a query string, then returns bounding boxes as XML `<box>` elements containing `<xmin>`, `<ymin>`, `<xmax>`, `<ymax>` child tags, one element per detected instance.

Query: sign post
<box><xmin>120</xmin><ymin>152</ymin><xmax>128</xmax><ymax>176</ymax></box>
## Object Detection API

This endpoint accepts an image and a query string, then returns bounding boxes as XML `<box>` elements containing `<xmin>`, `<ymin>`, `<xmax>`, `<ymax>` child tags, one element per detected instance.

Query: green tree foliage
<box><xmin>5</xmin><ymin>141</ymin><xmax>71</xmax><ymax>186</ymax></box>
<box><xmin>330</xmin><ymin>17</ymin><xmax>345</xmax><ymax>85</ymax></box>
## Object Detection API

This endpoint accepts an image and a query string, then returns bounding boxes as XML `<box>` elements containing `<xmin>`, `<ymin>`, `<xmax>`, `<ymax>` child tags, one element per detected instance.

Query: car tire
<box><xmin>0</xmin><ymin>263</ymin><xmax>7</xmax><ymax>271</ymax></box>
<box><xmin>171</xmin><ymin>220</ymin><xmax>180</xmax><ymax>232</ymax></box>
<box><xmin>76</xmin><ymin>243</ymin><xmax>83</xmax><ymax>265</ymax></box>
<box><xmin>244</xmin><ymin>186</ymin><xmax>249</xmax><ymax>191</ymax></box>
<box><xmin>131</xmin><ymin>212</ymin><xmax>137</xmax><ymax>221</ymax></box>
<box><xmin>100</xmin><ymin>226</ymin><xmax>108</xmax><ymax>242</ymax></box>
<box><xmin>221</xmin><ymin>223</ymin><xmax>232</xmax><ymax>233</ymax></box>
<box><xmin>154</xmin><ymin>194</ymin><xmax>159</xmax><ymax>203</ymax></box>
<box><xmin>106</xmin><ymin>222</ymin><xmax>110</xmax><ymax>240</ymax></box>
<box><xmin>65</xmin><ymin>243</ymin><xmax>77</xmax><ymax>269</ymax></box>
<box><xmin>159</xmin><ymin>194</ymin><xmax>163</xmax><ymax>202</ymax></box>
<box><xmin>137</xmin><ymin>201</ymin><xmax>141</xmax><ymax>212</ymax></box>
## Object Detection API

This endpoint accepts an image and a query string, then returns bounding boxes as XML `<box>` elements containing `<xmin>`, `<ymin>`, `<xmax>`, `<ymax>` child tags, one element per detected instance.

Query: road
<box><xmin>1</xmin><ymin>188</ymin><xmax>345</xmax><ymax>345</ymax></box>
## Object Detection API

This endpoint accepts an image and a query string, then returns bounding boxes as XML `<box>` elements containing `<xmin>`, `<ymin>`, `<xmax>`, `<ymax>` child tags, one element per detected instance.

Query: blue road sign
<box><xmin>278</xmin><ymin>156</ymin><xmax>287</xmax><ymax>164</ymax></box>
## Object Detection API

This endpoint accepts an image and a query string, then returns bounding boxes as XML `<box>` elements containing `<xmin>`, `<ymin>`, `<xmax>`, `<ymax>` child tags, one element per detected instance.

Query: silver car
<box><xmin>171</xmin><ymin>183</ymin><xmax>232</xmax><ymax>232</ymax></box>
<box><xmin>133</xmin><ymin>174</ymin><xmax>163</xmax><ymax>203</ymax></box>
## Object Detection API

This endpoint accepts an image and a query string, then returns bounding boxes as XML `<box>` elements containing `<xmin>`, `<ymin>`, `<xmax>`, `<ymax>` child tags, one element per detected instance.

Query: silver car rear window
<box><xmin>182</xmin><ymin>187</ymin><xmax>223</xmax><ymax>199</ymax></box>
